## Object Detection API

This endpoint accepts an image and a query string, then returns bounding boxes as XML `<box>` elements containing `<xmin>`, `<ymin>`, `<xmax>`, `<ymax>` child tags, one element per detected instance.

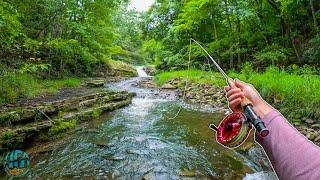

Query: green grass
<box><xmin>155</xmin><ymin>69</ymin><xmax>225</xmax><ymax>86</ymax></box>
<box><xmin>155</xmin><ymin>67</ymin><xmax>320</xmax><ymax>119</ymax></box>
<box><xmin>48</xmin><ymin>119</ymin><xmax>77</xmax><ymax>137</ymax></box>
<box><xmin>231</xmin><ymin>67</ymin><xmax>320</xmax><ymax>119</ymax></box>
<box><xmin>0</xmin><ymin>73</ymin><xmax>81</xmax><ymax>105</ymax></box>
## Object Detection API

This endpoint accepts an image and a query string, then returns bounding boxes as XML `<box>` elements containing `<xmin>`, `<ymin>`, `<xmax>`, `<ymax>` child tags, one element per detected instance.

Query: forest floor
<box><xmin>154</xmin><ymin>70</ymin><xmax>320</xmax><ymax>147</ymax></box>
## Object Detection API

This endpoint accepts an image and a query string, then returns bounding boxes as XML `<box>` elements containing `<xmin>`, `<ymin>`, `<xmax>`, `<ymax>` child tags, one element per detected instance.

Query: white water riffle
<box><xmin>136</xmin><ymin>66</ymin><xmax>149</xmax><ymax>77</ymax></box>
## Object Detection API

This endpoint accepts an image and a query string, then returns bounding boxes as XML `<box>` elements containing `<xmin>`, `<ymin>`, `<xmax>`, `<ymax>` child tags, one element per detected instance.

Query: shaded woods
<box><xmin>1</xmin><ymin>0</ymin><xmax>144</xmax><ymax>76</ymax></box>
<box><xmin>140</xmin><ymin>0</ymin><xmax>320</xmax><ymax>70</ymax></box>
<box><xmin>0</xmin><ymin>0</ymin><xmax>142</xmax><ymax>104</ymax></box>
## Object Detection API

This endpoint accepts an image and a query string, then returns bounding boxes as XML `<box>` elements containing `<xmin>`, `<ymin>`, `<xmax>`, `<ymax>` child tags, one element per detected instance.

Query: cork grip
<box><xmin>227</xmin><ymin>78</ymin><xmax>252</xmax><ymax>109</ymax></box>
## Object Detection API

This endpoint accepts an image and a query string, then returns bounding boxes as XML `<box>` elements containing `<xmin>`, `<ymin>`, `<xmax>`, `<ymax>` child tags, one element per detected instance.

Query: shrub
<box><xmin>254</xmin><ymin>44</ymin><xmax>290</xmax><ymax>66</ymax></box>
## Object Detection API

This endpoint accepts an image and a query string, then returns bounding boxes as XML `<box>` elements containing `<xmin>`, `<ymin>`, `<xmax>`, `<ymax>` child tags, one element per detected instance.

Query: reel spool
<box><xmin>209</xmin><ymin>104</ymin><xmax>269</xmax><ymax>149</ymax></box>
<box><xmin>210</xmin><ymin>112</ymin><xmax>252</xmax><ymax>148</ymax></box>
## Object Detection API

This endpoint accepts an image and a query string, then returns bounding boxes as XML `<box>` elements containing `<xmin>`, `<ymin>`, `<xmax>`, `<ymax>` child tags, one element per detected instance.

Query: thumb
<box><xmin>235</xmin><ymin>79</ymin><xmax>247</xmax><ymax>89</ymax></box>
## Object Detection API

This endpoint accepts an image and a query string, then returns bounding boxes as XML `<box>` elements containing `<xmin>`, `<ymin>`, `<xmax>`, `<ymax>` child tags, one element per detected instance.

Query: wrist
<box><xmin>253</xmin><ymin>101</ymin><xmax>273</xmax><ymax>119</ymax></box>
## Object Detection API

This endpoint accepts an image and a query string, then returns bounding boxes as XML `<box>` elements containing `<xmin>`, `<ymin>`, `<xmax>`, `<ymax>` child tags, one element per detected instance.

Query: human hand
<box><xmin>224</xmin><ymin>79</ymin><xmax>273</xmax><ymax>119</ymax></box>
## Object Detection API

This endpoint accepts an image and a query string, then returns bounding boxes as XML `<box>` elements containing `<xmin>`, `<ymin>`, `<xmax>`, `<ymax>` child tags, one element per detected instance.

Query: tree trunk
<box><xmin>223</xmin><ymin>0</ymin><xmax>232</xmax><ymax>30</ymax></box>
<box><xmin>309</xmin><ymin>0</ymin><xmax>319</xmax><ymax>35</ymax></box>
<box><xmin>229</xmin><ymin>47</ymin><xmax>233</xmax><ymax>68</ymax></box>
<box><xmin>288</xmin><ymin>26</ymin><xmax>301</xmax><ymax>63</ymax></box>
<box><xmin>213</xmin><ymin>18</ymin><xmax>217</xmax><ymax>39</ymax></box>
<box><xmin>60</xmin><ymin>59</ymin><xmax>63</xmax><ymax>77</ymax></box>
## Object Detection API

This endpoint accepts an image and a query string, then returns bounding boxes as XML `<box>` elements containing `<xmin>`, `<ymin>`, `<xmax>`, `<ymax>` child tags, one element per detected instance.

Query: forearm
<box><xmin>255</xmin><ymin>109</ymin><xmax>320</xmax><ymax>180</ymax></box>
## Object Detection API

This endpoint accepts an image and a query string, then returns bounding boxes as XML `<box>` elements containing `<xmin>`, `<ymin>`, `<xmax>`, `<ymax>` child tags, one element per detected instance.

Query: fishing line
<box><xmin>162</xmin><ymin>38</ymin><xmax>217</xmax><ymax>120</ymax></box>
<box><xmin>161</xmin><ymin>39</ymin><xmax>193</xmax><ymax>120</ymax></box>
<box><xmin>160</xmin><ymin>39</ymin><xmax>269</xmax><ymax>149</ymax></box>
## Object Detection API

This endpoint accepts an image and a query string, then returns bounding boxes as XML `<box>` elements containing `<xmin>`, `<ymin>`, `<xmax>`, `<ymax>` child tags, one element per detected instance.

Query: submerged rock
<box><xmin>179</xmin><ymin>169</ymin><xmax>196</xmax><ymax>177</ymax></box>
<box><xmin>105</xmin><ymin>155</ymin><xmax>126</xmax><ymax>161</ymax></box>
<box><xmin>142</xmin><ymin>170</ymin><xmax>156</xmax><ymax>180</ymax></box>
<box><xmin>92</xmin><ymin>139</ymin><xmax>109</xmax><ymax>148</ymax></box>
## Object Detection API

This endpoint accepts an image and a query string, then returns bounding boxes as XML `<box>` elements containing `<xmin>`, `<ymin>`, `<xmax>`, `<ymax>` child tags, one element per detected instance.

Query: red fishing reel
<box><xmin>210</xmin><ymin>104</ymin><xmax>269</xmax><ymax>149</ymax></box>
<box><xmin>210</xmin><ymin>112</ymin><xmax>252</xmax><ymax>148</ymax></box>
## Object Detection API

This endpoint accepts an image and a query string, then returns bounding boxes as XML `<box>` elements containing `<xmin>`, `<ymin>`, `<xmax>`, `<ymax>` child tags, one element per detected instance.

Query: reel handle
<box><xmin>227</xmin><ymin>78</ymin><xmax>269</xmax><ymax>137</ymax></box>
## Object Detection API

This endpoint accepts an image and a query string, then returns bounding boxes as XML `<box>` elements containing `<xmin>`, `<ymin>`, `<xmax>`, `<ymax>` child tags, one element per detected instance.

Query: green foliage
<box><xmin>1</xmin><ymin>0</ymin><xmax>134</xmax><ymax>77</ymax></box>
<box><xmin>19</xmin><ymin>63</ymin><xmax>51</xmax><ymax>74</ymax></box>
<box><xmin>0</xmin><ymin>72</ymin><xmax>81</xmax><ymax>105</ymax></box>
<box><xmin>142</xmin><ymin>0</ymin><xmax>320</xmax><ymax>71</ymax></box>
<box><xmin>155</xmin><ymin>69</ymin><xmax>225</xmax><ymax>86</ymax></box>
<box><xmin>0</xmin><ymin>1</ymin><xmax>22</xmax><ymax>47</ymax></box>
<box><xmin>112</xmin><ymin>6</ymin><xmax>144</xmax><ymax>64</ymax></box>
<box><xmin>49</xmin><ymin>119</ymin><xmax>77</xmax><ymax>137</ymax></box>
<box><xmin>23</xmin><ymin>38</ymin><xmax>42</xmax><ymax>56</ymax></box>
<box><xmin>140</xmin><ymin>39</ymin><xmax>164</xmax><ymax>63</ymax></box>
<box><xmin>254</xmin><ymin>44</ymin><xmax>290</xmax><ymax>65</ymax></box>
<box><xmin>303</xmin><ymin>36</ymin><xmax>320</xmax><ymax>65</ymax></box>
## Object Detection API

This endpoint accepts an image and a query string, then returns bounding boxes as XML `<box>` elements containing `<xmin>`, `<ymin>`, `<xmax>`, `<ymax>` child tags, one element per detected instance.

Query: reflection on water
<box><xmin>28</xmin><ymin>75</ymin><xmax>277</xmax><ymax>179</ymax></box>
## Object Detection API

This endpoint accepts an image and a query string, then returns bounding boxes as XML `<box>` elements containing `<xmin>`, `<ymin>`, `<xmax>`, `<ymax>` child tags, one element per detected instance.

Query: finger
<box><xmin>226</xmin><ymin>88</ymin><xmax>242</xmax><ymax>98</ymax></box>
<box><xmin>224</xmin><ymin>86</ymin><xmax>231</xmax><ymax>92</ymax></box>
<box><xmin>229</xmin><ymin>98</ymin><xmax>242</xmax><ymax>110</ymax></box>
<box><xmin>235</xmin><ymin>79</ymin><xmax>247</xmax><ymax>89</ymax></box>
<box><xmin>227</xmin><ymin>78</ymin><xmax>236</xmax><ymax>88</ymax></box>
<box><xmin>228</xmin><ymin>92</ymin><xmax>244</xmax><ymax>102</ymax></box>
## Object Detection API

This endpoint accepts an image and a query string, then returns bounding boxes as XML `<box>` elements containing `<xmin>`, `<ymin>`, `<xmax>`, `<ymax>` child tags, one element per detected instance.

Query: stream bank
<box><xmin>157</xmin><ymin>77</ymin><xmax>320</xmax><ymax>147</ymax></box>
<box><xmin>0</xmin><ymin>78</ymin><xmax>135</xmax><ymax>153</ymax></box>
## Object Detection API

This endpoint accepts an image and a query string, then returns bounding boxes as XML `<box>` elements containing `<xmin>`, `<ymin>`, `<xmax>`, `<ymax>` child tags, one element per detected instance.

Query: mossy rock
<box><xmin>107</xmin><ymin>60</ymin><xmax>137</xmax><ymax>77</ymax></box>
<box><xmin>48</xmin><ymin>119</ymin><xmax>77</xmax><ymax>137</ymax></box>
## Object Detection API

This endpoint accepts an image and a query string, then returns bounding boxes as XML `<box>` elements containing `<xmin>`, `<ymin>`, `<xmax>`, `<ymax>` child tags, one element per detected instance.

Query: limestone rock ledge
<box><xmin>0</xmin><ymin>90</ymin><xmax>135</xmax><ymax>150</ymax></box>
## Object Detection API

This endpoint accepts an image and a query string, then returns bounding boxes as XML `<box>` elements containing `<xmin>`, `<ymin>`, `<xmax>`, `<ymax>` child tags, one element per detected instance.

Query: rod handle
<box><xmin>227</xmin><ymin>78</ymin><xmax>269</xmax><ymax>137</ymax></box>
<box><xmin>244</xmin><ymin>105</ymin><xmax>269</xmax><ymax>137</ymax></box>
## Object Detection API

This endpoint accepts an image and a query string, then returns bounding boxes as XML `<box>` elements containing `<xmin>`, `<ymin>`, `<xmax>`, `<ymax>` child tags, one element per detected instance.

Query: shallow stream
<box><xmin>28</xmin><ymin>69</ymin><xmax>277</xmax><ymax>179</ymax></box>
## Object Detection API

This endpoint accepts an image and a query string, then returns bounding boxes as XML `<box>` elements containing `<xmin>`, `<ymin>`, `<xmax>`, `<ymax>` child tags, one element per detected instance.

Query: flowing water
<box><xmin>28</xmin><ymin>68</ymin><xmax>277</xmax><ymax>179</ymax></box>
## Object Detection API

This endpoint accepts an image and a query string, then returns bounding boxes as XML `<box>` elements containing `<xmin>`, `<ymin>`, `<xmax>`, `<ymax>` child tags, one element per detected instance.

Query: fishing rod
<box><xmin>190</xmin><ymin>38</ymin><xmax>269</xmax><ymax>148</ymax></box>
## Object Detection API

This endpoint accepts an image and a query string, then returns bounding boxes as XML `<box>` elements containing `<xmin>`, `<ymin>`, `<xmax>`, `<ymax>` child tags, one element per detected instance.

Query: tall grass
<box><xmin>231</xmin><ymin>67</ymin><xmax>320</xmax><ymax>119</ymax></box>
<box><xmin>155</xmin><ymin>67</ymin><xmax>320</xmax><ymax>119</ymax></box>
<box><xmin>155</xmin><ymin>69</ymin><xmax>225</xmax><ymax>86</ymax></box>
<box><xmin>0</xmin><ymin>73</ymin><xmax>81</xmax><ymax>105</ymax></box>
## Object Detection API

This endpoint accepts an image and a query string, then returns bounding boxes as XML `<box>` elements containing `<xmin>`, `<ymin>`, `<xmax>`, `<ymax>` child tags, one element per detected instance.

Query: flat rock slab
<box><xmin>86</xmin><ymin>80</ymin><xmax>106</xmax><ymax>87</ymax></box>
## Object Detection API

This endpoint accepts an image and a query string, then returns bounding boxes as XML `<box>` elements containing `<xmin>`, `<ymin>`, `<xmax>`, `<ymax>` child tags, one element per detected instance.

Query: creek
<box><xmin>28</xmin><ymin>68</ymin><xmax>277</xmax><ymax>179</ymax></box>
